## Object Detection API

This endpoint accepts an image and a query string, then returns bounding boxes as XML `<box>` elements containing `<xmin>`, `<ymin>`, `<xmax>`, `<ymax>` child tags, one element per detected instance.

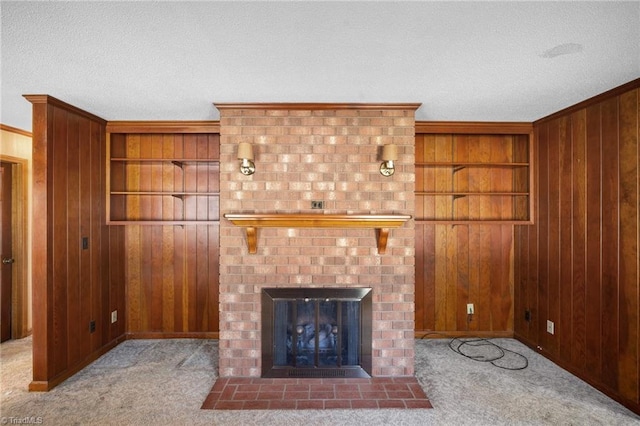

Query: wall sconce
<box><xmin>237</xmin><ymin>142</ymin><xmax>255</xmax><ymax>175</ymax></box>
<box><xmin>380</xmin><ymin>144</ymin><xmax>398</xmax><ymax>176</ymax></box>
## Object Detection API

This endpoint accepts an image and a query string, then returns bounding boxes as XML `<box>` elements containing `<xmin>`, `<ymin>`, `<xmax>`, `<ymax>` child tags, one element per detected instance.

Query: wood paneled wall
<box><xmin>25</xmin><ymin>95</ymin><xmax>126</xmax><ymax>391</ymax></box>
<box><xmin>415</xmin><ymin>223</ymin><xmax>514</xmax><ymax>335</ymax></box>
<box><xmin>124</xmin><ymin>223</ymin><xmax>219</xmax><ymax>336</ymax></box>
<box><xmin>514</xmin><ymin>80</ymin><xmax>640</xmax><ymax>414</ymax></box>
<box><xmin>111</xmin><ymin>133</ymin><xmax>220</xmax><ymax>337</ymax></box>
<box><xmin>414</xmin><ymin>130</ymin><xmax>533</xmax><ymax>336</ymax></box>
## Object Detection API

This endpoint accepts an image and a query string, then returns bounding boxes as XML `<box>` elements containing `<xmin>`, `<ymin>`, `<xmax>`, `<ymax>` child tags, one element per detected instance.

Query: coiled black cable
<box><xmin>447</xmin><ymin>337</ymin><xmax>528</xmax><ymax>371</ymax></box>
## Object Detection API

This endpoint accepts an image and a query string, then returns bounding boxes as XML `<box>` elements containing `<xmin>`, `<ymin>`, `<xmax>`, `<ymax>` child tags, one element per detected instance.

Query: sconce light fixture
<box><xmin>237</xmin><ymin>142</ymin><xmax>255</xmax><ymax>175</ymax></box>
<box><xmin>380</xmin><ymin>144</ymin><xmax>398</xmax><ymax>176</ymax></box>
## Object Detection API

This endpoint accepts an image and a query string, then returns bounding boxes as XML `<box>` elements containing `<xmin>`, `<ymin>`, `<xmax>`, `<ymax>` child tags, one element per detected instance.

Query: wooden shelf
<box><xmin>110</xmin><ymin>158</ymin><xmax>219</xmax><ymax>164</ymax></box>
<box><xmin>224</xmin><ymin>213</ymin><xmax>411</xmax><ymax>254</ymax></box>
<box><xmin>416</xmin><ymin>192</ymin><xmax>529</xmax><ymax>196</ymax></box>
<box><xmin>416</xmin><ymin>162</ymin><xmax>529</xmax><ymax>167</ymax></box>
<box><xmin>414</xmin><ymin>132</ymin><xmax>533</xmax><ymax>224</ymax></box>
<box><xmin>107</xmin><ymin>220</ymin><xmax>219</xmax><ymax>226</ymax></box>
<box><xmin>111</xmin><ymin>191</ymin><xmax>219</xmax><ymax>196</ymax></box>
<box><xmin>106</xmin><ymin>132</ymin><xmax>220</xmax><ymax>225</ymax></box>
<box><xmin>415</xmin><ymin>219</ymin><xmax>532</xmax><ymax>225</ymax></box>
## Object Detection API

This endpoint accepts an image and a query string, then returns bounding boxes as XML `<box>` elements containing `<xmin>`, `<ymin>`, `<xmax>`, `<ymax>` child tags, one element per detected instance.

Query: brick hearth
<box><xmin>216</xmin><ymin>103</ymin><xmax>419</xmax><ymax>378</ymax></box>
<box><xmin>201</xmin><ymin>377</ymin><xmax>432</xmax><ymax>410</ymax></box>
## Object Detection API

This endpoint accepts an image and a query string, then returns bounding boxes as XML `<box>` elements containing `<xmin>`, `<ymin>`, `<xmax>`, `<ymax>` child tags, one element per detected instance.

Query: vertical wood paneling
<box><xmin>558</xmin><ymin>115</ymin><xmax>573</xmax><ymax>362</ymax></box>
<box><xmin>415</xmin><ymin>133</ymin><xmax>518</xmax><ymax>335</ymax></box>
<box><xmin>515</xmin><ymin>82</ymin><xmax>640</xmax><ymax>414</ymax></box>
<box><xmin>26</xmin><ymin>95</ymin><xmax>123</xmax><ymax>391</ymax></box>
<box><xmin>585</xmin><ymin>103</ymin><xmax>603</xmax><ymax>380</ymax></box>
<box><xmin>124</xmin><ymin>224</ymin><xmax>220</xmax><ymax>336</ymax></box>
<box><xmin>537</xmin><ymin>123</ymin><xmax>550</xmax><ymax>348</ymax></box>
<box><xmin>51</xmin><ymin>107</ymin><xmax>69</xmax><ymax>377</ymax></box>
<box><xmin>547</xmin><ymin>118</ymin><xmax>561</xmax><ymax>356</ymax></box>
<box><xmin>174</xmin><ymin>225</ymin><xmax>185</xmax><ymax>331</ymax></box>
<box><xmin>455</xmin><ymin>225</ymin><xmax>470</xmax><ymax>330</ymax></box>
<box><xmin>617</xmin><ymin>89</ymin><xmax>639</xmax><ymax>402</ymax></box>
<box><xmin>600</xmin><ymin>97</ymin><xmax>620</xmax><ymax>391</ymax></box>
<box><xmin>66</xmin><ymin>113</ymin><xmax>81</xmax><ymax>368</ymax></box>
<box><xmin>571</xmin><ymin>109</ymin><xmax>587</xmax><ymax>370</ymax></box>
<box><xmin>78</xmin><ymin>116</ymin><xmax>92</xmax><ymax>359</ymax></box>
<box><xmin>186</xmin><ymin>225</ymin><xmax>198</xmax><ymax>331</ymax></box>
<box><xmin>120</xmin><ymin>132</ymin><xmax>220</xmax><ymax>336</ymax></box>
<box><xmin>527</xmin><ymin>140</ymin><xmax>539</xmax><ymax>345</ymax></box>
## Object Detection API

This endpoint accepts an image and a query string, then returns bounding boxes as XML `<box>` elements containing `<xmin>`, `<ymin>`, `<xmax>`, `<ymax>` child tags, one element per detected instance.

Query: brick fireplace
<box><xmin>216</xmin><ymin>103</ymin><xmax>419</xmax><ymax>378</ymax></box>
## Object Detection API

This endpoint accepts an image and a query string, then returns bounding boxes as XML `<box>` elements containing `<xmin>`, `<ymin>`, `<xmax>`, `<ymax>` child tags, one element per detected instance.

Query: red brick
<box><xmin>404</xmin><ymin>400</ymin><xmax>433</xmax><ymax>409</ymax></box>
<box><xmin>242</xmin><ymin>400</ymin><xmax>270</xmax><ymax>410</ymax></box>
<box><xmin>351</xmin><ymin>399</ymin><xmax>380</xmax><ymax>409</ymax></box>
<box><xmin>296</xmin><ymin>400</ymin><xmax>325</xmax><ymax>409</ymax></box>
<box><xmin>269</xmin><ymin>399</ymin><xmax>298</xmax><ymax>409</ymax></box>
<box><xmin>309</xmin><ymin>391</ymin><xmax>335</xmax><ymax>400</ymax></box>
<box><xmin>324</xmin><ymin>399</ymin><xmax>353</xmax><ymax>409</ymax></box>
<box><xmin>284</xmin><ymin>391</ymin><xmax>310</xmax><ymax>400</ymax></box>
<box><xmin>361</xmin><ymin>391</ymin><xmax>388</xmax><ymax>399</ymax></box>
<box><xmin>214</xmin><ymin>400</ymin><xmax>245</xmax><ymax>410</ymax></box>
<box><xmin>377</xmin><ymin>400</ymin><xmax>407</xmax><ymax>409</ymax></box>
<box><xmin>256</xmin><ymin>391</ymin><xmax>284</xmax><ymax>400</ymax></box>
<box><xmin>233</xmin><ymin>391</ymin><xmax>258</xmax><ymax>401</ymax></box>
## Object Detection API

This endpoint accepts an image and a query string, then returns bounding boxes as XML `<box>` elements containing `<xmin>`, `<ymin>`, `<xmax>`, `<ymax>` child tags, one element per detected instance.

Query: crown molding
<box><xmin>214</xmin><ymin>102</ymin><xmax>422</xmax><ymax>111</ymax></box>
<box><xmin>0</xmin><ymin>123</ymin><xmax>32</xmax><ymax>138</ymax></box>
<box><xmin>415</xmin><ymin>121</ymin><xmax>533</xmax><ymax>134</ymax></box>
<box><xmin>106</xmin><ymin>121</ymin><xmax>220</xmax><ymax>134</ymax></box>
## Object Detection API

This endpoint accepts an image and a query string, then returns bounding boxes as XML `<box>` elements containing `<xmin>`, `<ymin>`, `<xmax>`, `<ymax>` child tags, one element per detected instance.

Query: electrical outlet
<box><xmin>82</xmin><ymin>237</ymin><xmax>89</xmax><ymax>250</ymax></box>
<box><xmin>90</xmin><ymin>320</ymin><xmax>96</xmax><ymax>333</ymax></box>
<box><xmin>466</xmin><ymin>303</ymin><xmax>474</xmax><ymax>315</ymax></box>
<box><xmin>311</xmin><ymin>200</ymin><xmax>324</xmax><ymax>209</ymax></box>
<box><xmin>546</xmin><ymin>320</ymin><xmax>555</xmax><ymax>335</ymax></box>
<box><xmin>525</xmin><ymin>310</ymin><xmax>531</xmax><ymax>322</ymax></box>
<box><xmin>111</xmin><ymin>310</ymin><xmax>117</xmax><ymax>324</ymax></box>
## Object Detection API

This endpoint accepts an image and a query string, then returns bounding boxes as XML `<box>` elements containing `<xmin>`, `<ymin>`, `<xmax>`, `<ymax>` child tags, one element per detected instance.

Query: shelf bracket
<box><xmin>376</xmin><ymin>228</ymin><xmax>390</xmax><ymax>254</ymax></box>
<box><xmin>246</xmin><ymin>227</ymin><xmax>258</xmax><ymax>254</ymax></box>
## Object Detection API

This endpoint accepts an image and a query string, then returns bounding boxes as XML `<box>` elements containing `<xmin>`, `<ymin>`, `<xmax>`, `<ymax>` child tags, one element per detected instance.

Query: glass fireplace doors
<box><xmin>261</xmin><ymin>288</ymin><xmax>372</xmax><ymax>378</ymax></box>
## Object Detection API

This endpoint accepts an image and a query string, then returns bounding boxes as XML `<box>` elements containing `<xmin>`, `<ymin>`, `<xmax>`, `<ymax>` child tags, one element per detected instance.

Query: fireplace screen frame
<box><xmin>261</xmin><ymin>287</ymin><xmax>372</xmax><ymax>378</ymax></box>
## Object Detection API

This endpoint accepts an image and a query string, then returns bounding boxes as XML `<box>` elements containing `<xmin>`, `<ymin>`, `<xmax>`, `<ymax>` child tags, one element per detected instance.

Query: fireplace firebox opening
<box><xmin>261</xmin><ymin>288</ymin><xmax>372</xmax><ymax>378</ymax></box>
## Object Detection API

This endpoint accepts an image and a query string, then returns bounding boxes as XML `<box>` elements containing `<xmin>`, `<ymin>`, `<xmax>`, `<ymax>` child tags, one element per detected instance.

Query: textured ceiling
<box><xmin>1</xmin><ymin>1</ymin><xmax>639</xmax><ymax>132</ymax></box>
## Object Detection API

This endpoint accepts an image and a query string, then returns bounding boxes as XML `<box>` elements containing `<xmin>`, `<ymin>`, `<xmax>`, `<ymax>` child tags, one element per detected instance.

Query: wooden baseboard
<box><xmin>514</xmin><ymin>335</ymin><xmax>640</xmax><ymax>416</ymax></box>
<box><xmin>125</xmin><ymin>331</ymin><xmax>219</xmax><ymax>339</ymax></box>
<box><xmin>28</xmin><ymin>335</ymin><xmax>126</xmax><ymax>392</ymax></box>
<box><xmin>415</xmin><ymin>330</ymin><xmax>514</xmax><ymax>339</ymax></box>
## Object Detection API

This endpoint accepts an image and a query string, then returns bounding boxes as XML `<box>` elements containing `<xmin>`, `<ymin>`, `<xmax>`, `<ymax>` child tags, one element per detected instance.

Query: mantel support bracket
<box><xmin>245</xmin><ymin>227</ymin><xmax>258</xmax><ymax>254</ymax></box>
<box><xmin>376</xmin><ymin>228</ymin><xmax>390</xmax><ymax>254</ymax></box>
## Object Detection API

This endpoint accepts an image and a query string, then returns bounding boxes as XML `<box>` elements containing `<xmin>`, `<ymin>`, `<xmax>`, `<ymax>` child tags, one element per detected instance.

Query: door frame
<box><xmin>0</xmin><ymin>156</ymin><xmax>30</xmax><ymax>338</ymax></box>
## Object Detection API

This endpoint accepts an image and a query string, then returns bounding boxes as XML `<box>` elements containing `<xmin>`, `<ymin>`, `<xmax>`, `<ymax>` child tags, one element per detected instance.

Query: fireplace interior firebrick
<box><xmin>261</xmin><ymin>288</ymin><xmax>372</xmax><ymax>378</ymax></box>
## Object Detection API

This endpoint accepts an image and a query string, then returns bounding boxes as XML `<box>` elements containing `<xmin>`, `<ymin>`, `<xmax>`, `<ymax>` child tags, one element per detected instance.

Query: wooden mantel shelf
<box><xmin>223</xmin><ymin>213</ymin><xmax>412</xmax><ymax>254</ymax></box>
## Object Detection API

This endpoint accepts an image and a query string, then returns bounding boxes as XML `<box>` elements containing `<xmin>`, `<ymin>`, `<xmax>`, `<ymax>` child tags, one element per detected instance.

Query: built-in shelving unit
<box><xmin>106</xmin><ymin>133</ymin><xmax>220</xmax><ymax>225</ymax></box>
<box><xmin>414</xmin><ymin>123</ymin><xmax>534</xmax><ymax>224</ymax></box>
<box><xmin>224</xmin><ymin>213</ymin><xmax>412</xmax><ymax>254</ymax></box>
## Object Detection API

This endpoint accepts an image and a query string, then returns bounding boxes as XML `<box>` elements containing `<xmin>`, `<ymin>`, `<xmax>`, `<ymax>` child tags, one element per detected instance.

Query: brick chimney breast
<box><xmin>216</xmin><ymin>103</ymin><xmax>419</xmax><ymax>378</ymax></box>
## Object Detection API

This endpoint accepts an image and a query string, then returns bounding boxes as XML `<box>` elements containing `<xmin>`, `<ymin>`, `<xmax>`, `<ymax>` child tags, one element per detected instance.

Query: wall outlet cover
<box><xmin>466</xmin><ymin>303</ymin><xmax>474</xmax><ymax>315</ymax></box>
<box><xmin>547</xmin><ymin>320</ymin><xmax>555</xmax><ymax>335</ymax></box>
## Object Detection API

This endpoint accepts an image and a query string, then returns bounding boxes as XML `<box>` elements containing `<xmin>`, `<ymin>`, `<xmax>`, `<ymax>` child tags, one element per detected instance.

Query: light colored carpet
<box><xmin>1</xmin><ymin>336</ymin><xmax>639</xmax><ymax>425</ymax></box>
